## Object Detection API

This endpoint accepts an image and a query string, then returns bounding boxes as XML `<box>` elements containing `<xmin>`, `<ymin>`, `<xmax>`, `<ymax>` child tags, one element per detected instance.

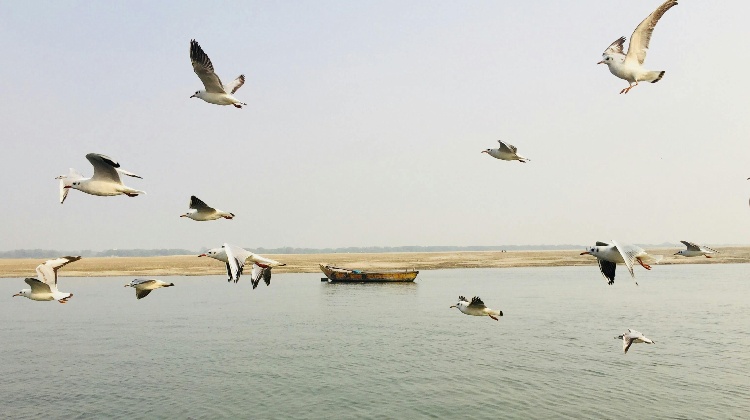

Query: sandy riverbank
<box><xmin>1</xmin><ymin>246</ymin><xmax>749</xmax><ymax>278</ymax></box>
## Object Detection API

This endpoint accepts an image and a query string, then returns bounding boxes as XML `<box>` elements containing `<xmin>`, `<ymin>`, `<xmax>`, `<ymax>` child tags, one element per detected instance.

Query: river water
<box><xmin>1</xmin><ymin>264</ymin><xmax>748</xmax><ymax>419</ymax></box>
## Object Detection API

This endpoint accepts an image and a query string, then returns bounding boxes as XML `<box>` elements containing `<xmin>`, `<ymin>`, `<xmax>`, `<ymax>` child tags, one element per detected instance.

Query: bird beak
<box><xmin>597</xmin><ymin>60</ymin><xmax>605</xmax><ymax>65</ymax></box>
<box><xmin>12</xmin><ymin>293</ymin><xmax>21</xmax><ymax>297</ymax></box>
<box><xmin>123</xmin><ymin>284</ymin><xmax>130</xmax><ymax>287</ymax></box>
<box><xmin>673</xmin><ymin>252</ymin><xmax>679</xmax><ymax>255</ymax></box>
<box><xmin>190</xmin><ymin>94</ymin><xmax>196</xmax><ymax>98</ymax></box>
<box><xmin>179</xmin><ymin>215</ymin><xmax>186</xmax><ymax>218</ymax></box>
<box><xmin>198</xmin><ymin>254</ymin><xmax>206</xmax><ymax>257</ymax></box>
<box><xmin>63</xmin><ymin>186</ymin><xmax>72</xmax><ymax>189</ymax></box>
<box><xmin>480</xmin><ymin>150</ymin><xmax>487</xmax><ymax>154</ymax></box>
<box><xmin>449</xmin><ymin>305</ymin><xmax>456</xmax><ymax>308</ymax></box>
<box><xmin>580</xmin><ymin>251</ymin><xmax>591</xmax><ymax>255</ymax></box>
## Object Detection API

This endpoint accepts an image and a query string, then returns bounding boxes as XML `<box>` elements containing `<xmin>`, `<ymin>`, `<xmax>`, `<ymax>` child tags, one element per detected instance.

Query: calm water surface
<box><xmin>1</xmin><ymin>264</ymin><xmax>749</xmax><ymax>419</ymax></box>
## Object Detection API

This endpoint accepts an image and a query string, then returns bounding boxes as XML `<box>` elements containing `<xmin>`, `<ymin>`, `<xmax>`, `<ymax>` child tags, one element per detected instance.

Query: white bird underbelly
<box><xmin>76</xmin><ymin>180</ymin><xmax>126</xmax><ymax>196</ymax></box>
<box><xmin>198</xmin><ymin>92</ymin><xmax>242</xmax><ymax>106</ymax></box>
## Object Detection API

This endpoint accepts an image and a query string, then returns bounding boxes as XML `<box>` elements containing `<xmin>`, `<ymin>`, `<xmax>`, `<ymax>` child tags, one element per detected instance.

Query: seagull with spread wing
<box><xmin>580</xmin><ymin>241</ymin><xmax>662</xmax><ymax>285</ymax></box>
<box><xmin>674</xmin><ymin>241</ymin><xmax>718</xmax><ymax>258</ymax></box>
<box><xmin>616</xmin><ymin>329</ymin><xmax>655</xmax><ymax>354</ymax></box>
<box><xmin>124</xmin><ymin>279</ymin><xmax>175</xmax><ymax>300</ymax></box>
<box><xmin>199</xmin><ymin>243</ymin><xmax>286</xmax><ymax>288</ymax></box>
<box><xmin>180</xmin><ymin>196</ymin><xmax>234</xmax><ymax>221</ymax></box>
<box><xmin>481</xmin><ymin>140</ymin><xmax>530</xmax><ymax>163</ymax></box>
<box><xmin>189</xmin><ymin>39</ymin><xmax>246</xmax><ymax>108</ymax></box>
<box><xmin>598</xmin><ymin>0</ymin><xmax>678</xmax><ymax>94</ymax></box>
<box><xmin>450</xmin><ymin>296</ymin><xmax>503</xmax><ymax>321</ymax></box>
<box><xmin>58</xmin><ymin>153</ymin><xmax>144</xmax><ymax>201</ymax></box>
<box><xmin>13</xmin><ymin>256</ymin><xmax>81</xmax><ymax>303</ymax></box>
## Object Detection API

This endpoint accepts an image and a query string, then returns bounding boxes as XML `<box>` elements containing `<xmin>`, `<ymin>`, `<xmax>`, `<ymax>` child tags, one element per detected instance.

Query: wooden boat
<box><xmin>319</xmin><ymin>264</ymin><xmax>418</xmax><ymax>283</ymax></box>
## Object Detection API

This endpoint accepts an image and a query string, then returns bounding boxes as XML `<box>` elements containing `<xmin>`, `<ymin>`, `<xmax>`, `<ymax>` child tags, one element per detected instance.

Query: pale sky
<box><xmin>1</xmin><ymin>1</ymin><xmax>749</xmax><ymax>252</ymax></box>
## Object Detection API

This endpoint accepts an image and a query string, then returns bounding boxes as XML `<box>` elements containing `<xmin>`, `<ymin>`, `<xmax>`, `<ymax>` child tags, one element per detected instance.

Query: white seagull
<box><xmin>580</xmin><ymin>241</ymin><xmax>663</xmax><ymax>285</ymax></box>
<box><xmin>180</xmin><ymin>196</ymin><xmax>234</xmax><ymax>221</ymax></box>
<box><xmin>124</xmin><ymin>279</ymin><xmax>175</xmax><ymax>300</ymax></box>
<box><xmin>13</xmin><ymin>256</ymin><xmax>81</xmax><ymax>303</ymax></box>
<box><xmin>598</xmin><ymin>0</ymin><xmax>678</xmax><ymax>94</ymax></box>
<box><xmin>674</xmin><ymin>241</ymin><xmax>718</xmax><ymax>258</ymax></box>
<box><xmin>481</xmin><ymin>140</ymin><xmax>529</xmax><ymax>163</ymax></box>
<box><xmin>58</xmin><ymin>153</ymin><xmax>144</xmax><ymax>201</ymax></box>
<box><xmin>189</xmin><ymin>39</ymin><xmax>246</xmax><ymax>108</ymax></box>
<box><xmin>616</xmin><ymin>329</ymin><xmax>655</xmax><ymax>354</ymax></box>
<box><xmin>199</xmin><ymin>243</ymin><xmax>286</xmax><ymax>288</ymax></box>
<box><xmin>450</xmin><ymin>296</ymin><xmax>503</xmax><ymax>321</ymax></box>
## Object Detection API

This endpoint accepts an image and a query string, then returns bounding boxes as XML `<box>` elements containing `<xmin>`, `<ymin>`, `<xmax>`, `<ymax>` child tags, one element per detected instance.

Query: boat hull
<box><xmin>319</xmin><ymin>264</ymin><xmax>418</xmax><ymax>283</ymax></box>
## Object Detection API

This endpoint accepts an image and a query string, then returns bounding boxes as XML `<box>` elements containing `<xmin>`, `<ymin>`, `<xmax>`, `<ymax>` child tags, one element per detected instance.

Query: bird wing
<box><xmin>468</xmin><ymin>296</ymin><xmax>487</xmax><ymax>309</ymax></box>
<box><xmin>603</xmin><ymin>36</ymin><xmax>626</xmax><ymax>55</ymax></box>
<box><xmin>625</xmin><ymin>0</ymin><xmax>678</xmax><ymax>65</ymax></box>
<box><xmin>189</xmin><ymin>196</ymin><xmax>213</xmax><ymax>211</ymax></box>
<box><xmin>116</xmin><ymin>168</ymin><xmax>142</xmax><ymax>179</ymax></box>
<box><xmin>86</xmin><ymin>153</ymin><xmax>123</xmax><ymax>183</ymax></box>
<box><xmin>623</xmin><ymin>336</ymin><xmax>633</xmax><ymax>354</ymax></box>
<box><xmin>190</xmin><ymin>39</ymin><xmax>226</xmax><ymax>93</ymax></box>
<box><xmin>57</xmin><ymin>168</ymin><xmax>84</xmax><ymax>204</ymax></box>
<box><xmin>497</xmin><ymin>140</ymin><xmax>517</xmax><ymax>154</ymax></box>
<box><xmin>130</xmin><ymin>278</ymin><xmax>156</xmax><ymax>287</ymax></box>
<box><xmin>25</xmin><ymin>278</ymin><xmax>52</xmax><ymax>294</ymax></box>
<box><xmin>35</xmin><ymin>256</ymin><xmax>81</xmax><ymax>286</ymax></box>
<box><xmin>262</xmin><ymin>267</ymin><xmax>272</xmax><ymax>286</ymax></box>
<box><xmin>680</xmin><ymin>241</ymin><xmax>701</xmax><ymax>251</ymax></box>
<box><xmin>136</xmin><ymin>289</ymin><xmax>153</xmax><ymax>299</ymax></box>
<box><xmin>610</xmin><ymin>240</ymin><xmax>639</xmax><ymax>279</ymax></box>
<box><xmin>223</xmin><ymin>243</ymin><xmax>253</xmax><ymax>282</ymax></box>
<box><xmin>595</xmin><ymin>241</ymin><xmax>609</xmax><ymax>247</ymax></box>
<box><xmin>458</xmin><ymin>296</ymin><xmax>468</xmax><ymax>302</ymax></box>
<box><xmin>224</xmin><ymin>75</ymin><xmax>245</xmax><ymax>94</ymax></box>
<box><xmin>597</xmin><ymin>259</ymin><xmax>617</xmax><ymax>285</ymax></box>
<box><xmin>700</xmin><ymin>245</ymin><xmax>719</xmax><ymax>253</ymax></box>
<box><xmin>250</xmin><ymin>264</ymin><xmax>264</xmax><ymax>289</ymax></box>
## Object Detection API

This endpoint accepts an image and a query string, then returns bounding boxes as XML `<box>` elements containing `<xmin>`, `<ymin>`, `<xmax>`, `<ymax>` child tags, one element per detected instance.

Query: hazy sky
<box><xmin>1</xmin><ymin>1</ymin><xmax>749</xmax><ymax>252</ymax></box>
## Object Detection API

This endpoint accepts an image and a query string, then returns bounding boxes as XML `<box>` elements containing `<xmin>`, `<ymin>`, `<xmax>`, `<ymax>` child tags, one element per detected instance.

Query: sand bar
<box><xmin>1</xmin><ymin>247</ymin><xmax>749</xmax><ymax>278</ymax></box>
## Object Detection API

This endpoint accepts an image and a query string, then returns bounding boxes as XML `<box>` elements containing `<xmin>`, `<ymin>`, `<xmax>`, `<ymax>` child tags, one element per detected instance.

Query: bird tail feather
<box><xmin>649</xmin><ymin>71</ymin><xmax>665</xmax><ymax>83</ymax></box>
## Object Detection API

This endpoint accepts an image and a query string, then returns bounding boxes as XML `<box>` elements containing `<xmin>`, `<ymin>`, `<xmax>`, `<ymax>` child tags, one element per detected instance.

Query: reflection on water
<box><xmin>1</xmin><ymin>265</ymin><xmax>749</xmax><ymax>419</ymax></box>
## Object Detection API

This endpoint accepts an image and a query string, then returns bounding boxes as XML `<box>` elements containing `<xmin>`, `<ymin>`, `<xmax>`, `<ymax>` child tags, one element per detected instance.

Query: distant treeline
<box><xmin>0</xmin><ymin>243</ymin><xmax>688</xmax><ymax>259</ymax></box>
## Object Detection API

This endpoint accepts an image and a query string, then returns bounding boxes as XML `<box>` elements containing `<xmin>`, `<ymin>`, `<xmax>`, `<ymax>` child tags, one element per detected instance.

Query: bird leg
<box><xmin>620</xmin><ymin>81</ymin><xmax>639</xmax><ymax>94</ymax></box>
<box><xmin>636</xmin><ymin>257</ymin><xmax>651</xmax><ymax>270</ymax></box>
<box><xmin>488</xmin><ymin>315</ymin><xmax>499</xmax><ymax>321</ymax></box>
<box><xmin>233</xmin><ymin>104</ymin><xmax>242</xmax><ymax>109</ymax></box>
<box><xmin>705</xmin><ymin>255</ymin><xmax>712</xmax><ymax>258</ymax></box>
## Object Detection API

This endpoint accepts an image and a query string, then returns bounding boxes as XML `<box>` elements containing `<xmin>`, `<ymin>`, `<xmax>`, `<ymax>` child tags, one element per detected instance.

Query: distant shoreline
<box><xmin>1</xmin><ymin>248</ymin><xmax>749</xmax><ymax>278</ymax></box>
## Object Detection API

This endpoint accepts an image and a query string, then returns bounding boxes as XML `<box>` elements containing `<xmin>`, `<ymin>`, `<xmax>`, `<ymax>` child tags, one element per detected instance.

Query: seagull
<box><xmin>598</xmin><ymin>0</ymin><xmax>678</xmax><ymax>94</ymax></box>
<box><xmin>58</xmin><ymin>153</ymin><xmax>144</xmax><ymax>201</ymax></box>
<box><xmin>13</xmin><ymin>256</ymin><xmax>81</xmax><ymax>303</ymax></box>
<box><xmin>616</xmin><ymin>329</ymin><xmax>655</xmax><ymax>354</ymax></box>
<box><xmin>180</xmin><ymin>196</ymin><xmax>234</xmax><ymax>221</ymax></box>
<box><xmin>674</xmin><ymin>241</ymin><xmax>718</xmax><ymax>258</ymax></box>
<box><xmin>199</xmin><ymin>243</ymin><xmax>286</xmax><ymax>288</ymax></box>
<box><xmin>124</xmin><ymin>279</ymin><xmax>175</xmax><ymax>300</ymax></box>
<box><xmin>450</xmin><ymin>296</ymin><xmax>503</xmax><ymax>321</ymax></box>
<box><xmin>580</xmin><ymin>240</ymin><xmax>663</xmax><ymax>285</ymax></box>
<box><xmin>189</xmin><ymin>39</ymin><xmax>246</xmax><ymax>108</ymax></box>
<box><xmin>481</xmin><ymin>140</ymin><xmax>530</xmax><ymax>163</ymax></box>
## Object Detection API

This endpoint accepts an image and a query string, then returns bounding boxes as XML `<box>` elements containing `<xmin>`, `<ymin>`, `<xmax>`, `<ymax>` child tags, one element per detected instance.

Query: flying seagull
<box><xmin>616</xmin><ymin>329</ymin><xmax>655</xmax><ymax>354</ymax></box>
<box><xmin>598</xmin><ymin>0</ymin><xmax>678</xmax><ymax>94</ymax></box>
<box><xmin>674</xmin><ymin>241</ymin><xmax>718</xmax><ymax>258</ymax></box>
<box><xmin>189</xmin><ymin>39</ymin><xmax>246</xmax><ymax>108</ymax></box>
<box><xmin>57</xmin><ymin>153</ymin><xmax>144</xmax><ymax>202</ymax></box>
<box><xmin>13</xmin><ymin>256</ymin><xmax>81</xmax><ymax>303</ymax></box>
<box><xmin>481</xmin><ymin>140</ymin><xmax>529</xmax><ymax>163</ymax></box>
<box><xmin>124</xmin><ymin>279</ymin><xmax>175</xmax><ymax>300</ymax></box>
<box><xmin>580</xmin><ymin>241</ymin><xmax>662</xmax><ymax>285</ymax></box>
<box><xmin>450</xmin><ymin>296</ymin><xmax>503</xmax><ymax>321</ymax></box>
<box><xmin>180</xmin><ymin>196</ymin><xmax>234</xmax><ymax>221</ymax></box>
<box><xmin>199</xmin><ymin>243</ymin><xmax>285</xmax><ymax>288</ymax></box>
